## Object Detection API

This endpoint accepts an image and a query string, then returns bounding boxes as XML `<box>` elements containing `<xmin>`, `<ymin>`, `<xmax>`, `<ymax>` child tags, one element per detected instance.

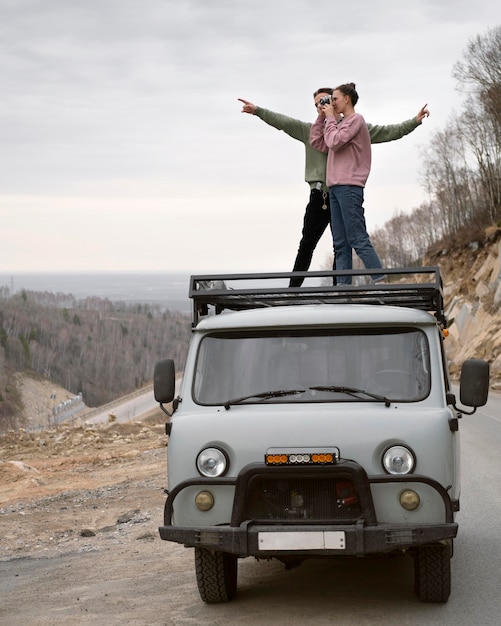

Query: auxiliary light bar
<box><xmin>265</xmin><ymin>447</ymin><xmax>340</xmax><ymax>466</ymax></box>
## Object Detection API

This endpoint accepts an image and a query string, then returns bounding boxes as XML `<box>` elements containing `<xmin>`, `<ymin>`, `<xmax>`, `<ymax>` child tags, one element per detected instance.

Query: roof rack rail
<box><xmin>189</xmin><ymin>267</ymin><xmax>446</xmax><ymax>327</ymax></box>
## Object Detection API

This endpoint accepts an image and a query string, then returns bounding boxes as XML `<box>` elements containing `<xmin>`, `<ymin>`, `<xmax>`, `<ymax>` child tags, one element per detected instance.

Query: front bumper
<box><xmin>159</xmin><ymin>520</ymin><xmax>457</xmax><ymax>556</ymax></box>
<box><xmin>159</xmin><ymin>461</ymin><xmax>458</xmax><ymax>557</ymax></box>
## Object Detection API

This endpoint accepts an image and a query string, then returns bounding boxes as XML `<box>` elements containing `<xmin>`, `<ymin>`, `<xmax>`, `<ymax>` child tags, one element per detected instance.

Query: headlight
<box><xmin>382</xmin><ymin>445</ymin><xmax>415</xmax><ymax>475</ymax></box>
<box><xmin>196</xmin><ymin>447</ymin><xmax>228</xmax><ymax>477</ymax></box>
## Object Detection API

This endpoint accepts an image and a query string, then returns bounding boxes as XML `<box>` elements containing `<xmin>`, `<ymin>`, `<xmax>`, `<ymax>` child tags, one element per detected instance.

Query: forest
<box><xmin>0</xmin><ymin>290</ymin><xmax>191</xmax><ymax>429</ymax></box>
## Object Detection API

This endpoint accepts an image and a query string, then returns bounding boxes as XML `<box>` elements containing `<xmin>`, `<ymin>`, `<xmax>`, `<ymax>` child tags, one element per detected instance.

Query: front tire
<box><xmin>413</xmin><ymin>541</ymin><xmax>452</xmax><ymax>602</ymax></box>
<box><xmin>194</xmin><ymin>548</ymin><xmax>238</xmax><ymax>603</ymax></box>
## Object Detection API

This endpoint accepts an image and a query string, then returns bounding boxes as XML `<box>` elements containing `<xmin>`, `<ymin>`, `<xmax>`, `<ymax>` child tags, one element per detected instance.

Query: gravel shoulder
<box><xmin>0</xmin><ymin>414</ymin><xmax>184</xmax><ymax>625</ymax></box>
<box><xmin>0</xmin><ymin>415</ymin><xmax>168</xmax><ymax>559</ymax></box>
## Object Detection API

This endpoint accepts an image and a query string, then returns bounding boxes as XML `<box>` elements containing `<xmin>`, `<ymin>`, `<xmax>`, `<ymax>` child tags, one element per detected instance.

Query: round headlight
<box><xmin>382</xmin><ymin>445</ymin><xmax>415</xmax><ymax>475</ymax></box>
<box><xmin>196</xmin><ymin>447</ymin><xmax>228</xmax><ymax>477</ymax></box>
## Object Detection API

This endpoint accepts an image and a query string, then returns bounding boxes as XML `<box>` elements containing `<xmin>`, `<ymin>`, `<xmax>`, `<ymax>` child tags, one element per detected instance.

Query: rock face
<box><xmin>425</xmin><ymin>226</ymin><xmax>501</xmax><ymax>389</ymax></box>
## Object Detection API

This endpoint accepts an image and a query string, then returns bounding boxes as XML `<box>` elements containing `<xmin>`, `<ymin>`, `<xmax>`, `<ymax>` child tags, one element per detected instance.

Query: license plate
<box><xmin>258</xmin><ymin>531</ymin><xmax>345</xmax><ymax>551</ymax></box>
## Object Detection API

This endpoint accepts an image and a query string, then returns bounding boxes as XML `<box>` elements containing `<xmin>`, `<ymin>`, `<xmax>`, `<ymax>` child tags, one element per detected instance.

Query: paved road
<box><xmin>84</xmin><ymin>385</ymin><xmax>158</xmax><ymax>424</ymax></box>
<box><xmin>83</xmin><ymin>377</ymin><xmax>182</xmax><ymax>425</ymax></box>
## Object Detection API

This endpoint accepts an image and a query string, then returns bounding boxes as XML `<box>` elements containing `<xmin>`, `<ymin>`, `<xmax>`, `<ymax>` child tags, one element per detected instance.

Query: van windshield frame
<box><xmin>193</xmin><ymin>328</ymin><xmax>431</xmax><ymax>406</ymax></box>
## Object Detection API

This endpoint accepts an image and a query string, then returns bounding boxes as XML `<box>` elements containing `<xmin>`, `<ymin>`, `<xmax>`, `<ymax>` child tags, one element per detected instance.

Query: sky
<box><xmin>1</xmin><ymin>0</ymin><xmax>499</xmax><ymax>274</ymax></box>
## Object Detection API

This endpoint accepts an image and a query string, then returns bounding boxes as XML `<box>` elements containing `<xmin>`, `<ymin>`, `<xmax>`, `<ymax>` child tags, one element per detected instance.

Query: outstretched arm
<box><xmin>367</xmin><ymin>104</ymin><xmax>430</xmax><ymax>144</ymax></box>
<box><xmin>237</xmin><ymin>97</ymin><xmax>311</xmax><ymax>143</ymax></box>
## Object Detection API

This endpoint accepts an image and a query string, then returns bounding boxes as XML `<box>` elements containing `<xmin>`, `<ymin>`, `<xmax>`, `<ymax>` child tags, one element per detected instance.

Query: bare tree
<box><xmin>421</xmin><ymin>118</ymin><xmax>479</xmax><ymax>237</ymax></box>
<box><xmin>453</xmin><ymin>26</ymin><xmax>501</xmax><ymax>130</ymax></box>
<box><xmin>368</xmin><ymin>26</ymin><xmax>501</xmax><ymax>265</ymax></box>
<box><xmin>453</xmin><ymin>26</ymin><xmax>501</xmax><ymax>220</ymax></box>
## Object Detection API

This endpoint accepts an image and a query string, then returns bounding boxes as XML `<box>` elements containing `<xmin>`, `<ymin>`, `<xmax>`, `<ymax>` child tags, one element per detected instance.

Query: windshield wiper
<box><xmin>224</xmin><ymin>388</ymin><xmax>305</xmax><ymax>410</ymax></box>
<box><xmin>310</xmin><ymin>385</ymin><xmax>391</xmax><ymax>407</ymax></box>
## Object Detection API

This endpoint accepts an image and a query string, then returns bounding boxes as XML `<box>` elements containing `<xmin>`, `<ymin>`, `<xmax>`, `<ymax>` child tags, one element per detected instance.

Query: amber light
<box><xmin>266</xmin><ymin>454</ymin><xmax>288</xmax><ymax>464</ymax></box>
<box><xmin>312</xmin><ymin>453</ymin><xmax>333</xmax><ymax>463</ymax></box>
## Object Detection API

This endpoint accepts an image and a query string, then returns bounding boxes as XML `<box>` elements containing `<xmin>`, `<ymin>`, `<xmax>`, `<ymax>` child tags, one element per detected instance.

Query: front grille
<box><xmin>243</xmin><ymin>476</ymin><xmax>362</xmax><ymax>522</ymax></box>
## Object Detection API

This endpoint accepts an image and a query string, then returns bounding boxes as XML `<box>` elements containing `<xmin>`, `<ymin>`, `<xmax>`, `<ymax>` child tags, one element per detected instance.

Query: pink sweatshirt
<box><xmin>309</xmin><ymin>112</ymin><xmax>371</xmax><ymax>188</ymax></box>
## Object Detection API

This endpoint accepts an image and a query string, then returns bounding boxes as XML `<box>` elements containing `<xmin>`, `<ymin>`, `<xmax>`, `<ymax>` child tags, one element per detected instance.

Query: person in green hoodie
<box><xmin>239</xmin><ymin>92</ymin><xmax>429</xmax><ymax>286</ymax></box>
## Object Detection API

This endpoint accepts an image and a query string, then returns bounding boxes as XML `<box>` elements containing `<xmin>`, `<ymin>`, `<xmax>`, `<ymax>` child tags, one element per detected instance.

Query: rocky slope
<box><xmin>425</xmin><ymin>225</ymin><xmax>501</xmax><ymax>388</ymax></box>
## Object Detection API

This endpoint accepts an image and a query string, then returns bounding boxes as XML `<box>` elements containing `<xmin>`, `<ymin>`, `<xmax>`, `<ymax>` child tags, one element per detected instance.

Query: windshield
<box><xmin>193</xmin><ymin>328</ymin><xmax>430</xmax><ymax>405</ymax></box>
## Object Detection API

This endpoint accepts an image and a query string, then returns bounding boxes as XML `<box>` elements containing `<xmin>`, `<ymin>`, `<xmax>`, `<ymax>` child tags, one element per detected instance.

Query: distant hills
<box><xmin>0</xmin><ymin>293</ymin><xmax>191</xmax><ymax>431</ymax></box>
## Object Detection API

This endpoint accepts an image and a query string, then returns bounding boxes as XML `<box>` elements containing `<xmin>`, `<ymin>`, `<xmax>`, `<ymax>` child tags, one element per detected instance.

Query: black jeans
<box><xmin>289</xmin><ymin>188</ymin><xmax>335</xmax><ymax>287</ymax></box>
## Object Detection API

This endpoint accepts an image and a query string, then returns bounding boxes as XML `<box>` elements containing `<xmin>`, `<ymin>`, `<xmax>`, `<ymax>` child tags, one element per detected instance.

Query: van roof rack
<box><xmin>189</xmin><ymin>267</ymin><xmax>446</xmax><ymax>327</ymax></box>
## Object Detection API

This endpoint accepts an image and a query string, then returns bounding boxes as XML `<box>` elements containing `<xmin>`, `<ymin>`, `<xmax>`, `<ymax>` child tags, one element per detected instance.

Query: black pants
<box><xmin>289</xmin><ymin>188</ymin><xmax>335</xmax><ymax>287</ymax></box>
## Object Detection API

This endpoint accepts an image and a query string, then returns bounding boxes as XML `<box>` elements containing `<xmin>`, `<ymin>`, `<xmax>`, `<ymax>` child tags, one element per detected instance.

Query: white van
<box><xmin>154</xmin><ymin>268</ymin><xmax>489</xmax><ymax>604</ymax></box>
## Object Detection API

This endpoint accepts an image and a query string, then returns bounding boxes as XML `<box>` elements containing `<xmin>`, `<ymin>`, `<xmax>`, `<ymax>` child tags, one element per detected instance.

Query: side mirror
<box><xmin>154</xmin><ymin>359</ymin><xmax>176</xmax><ymax>405</ymax></box>
<box><xmin>459</xmin><ymin>358</ymin><xmax>489</xmax><ymax>409</ymax></box>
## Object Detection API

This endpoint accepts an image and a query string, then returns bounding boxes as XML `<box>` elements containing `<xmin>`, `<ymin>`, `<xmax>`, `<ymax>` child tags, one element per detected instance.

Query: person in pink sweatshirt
<box><xmin>309</xmin><ymin>82</ymin><xmax>384</xmax><ymax>284</ymax></box>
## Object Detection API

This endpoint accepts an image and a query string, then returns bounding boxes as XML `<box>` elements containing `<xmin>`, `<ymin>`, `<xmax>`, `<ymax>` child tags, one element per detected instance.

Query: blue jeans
<box><xmin>329</xmin><ymin>185</ymin><xmax>383</xmax><ymax>285</ymax></box>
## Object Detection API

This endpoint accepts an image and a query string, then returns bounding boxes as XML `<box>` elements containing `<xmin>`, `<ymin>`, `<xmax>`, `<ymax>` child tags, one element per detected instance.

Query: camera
<box><xmin>319</xmin><ymin>96</ymin><xmax>331</xmax><ymax>106</ymax></box>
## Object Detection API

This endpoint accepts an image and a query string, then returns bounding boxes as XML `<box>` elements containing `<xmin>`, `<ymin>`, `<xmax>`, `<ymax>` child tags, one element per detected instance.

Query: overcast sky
<box><xmin>0</xmin><ymin>0</ymin><xmax>498</xmax><ymax>273</ymax></box>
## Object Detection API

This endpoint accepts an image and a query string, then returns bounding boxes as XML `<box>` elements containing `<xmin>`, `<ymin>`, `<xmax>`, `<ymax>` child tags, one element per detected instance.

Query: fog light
<box><xmin>195</xmin><ymin>491</ymin><xmax>215</xmax><ymax>511</ymax></box>
<box><xmin>400</xmin><ymin>489</ymin><xmax>420</xmax><ymax>511</ymax></box>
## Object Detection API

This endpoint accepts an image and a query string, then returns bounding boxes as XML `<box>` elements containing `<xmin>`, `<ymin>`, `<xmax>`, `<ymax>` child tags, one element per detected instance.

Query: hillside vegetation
<box><xmin>0</xmin><ymin>292</ymin><xmax>191</xmax><ymax>430</ymax></box>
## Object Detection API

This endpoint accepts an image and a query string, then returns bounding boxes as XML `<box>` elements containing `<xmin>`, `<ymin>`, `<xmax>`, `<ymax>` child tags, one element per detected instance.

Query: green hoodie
<box><xmin>254</xmin><ymin>107</ymin><xmax>420</xmax><ymax>193</ymax></box>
